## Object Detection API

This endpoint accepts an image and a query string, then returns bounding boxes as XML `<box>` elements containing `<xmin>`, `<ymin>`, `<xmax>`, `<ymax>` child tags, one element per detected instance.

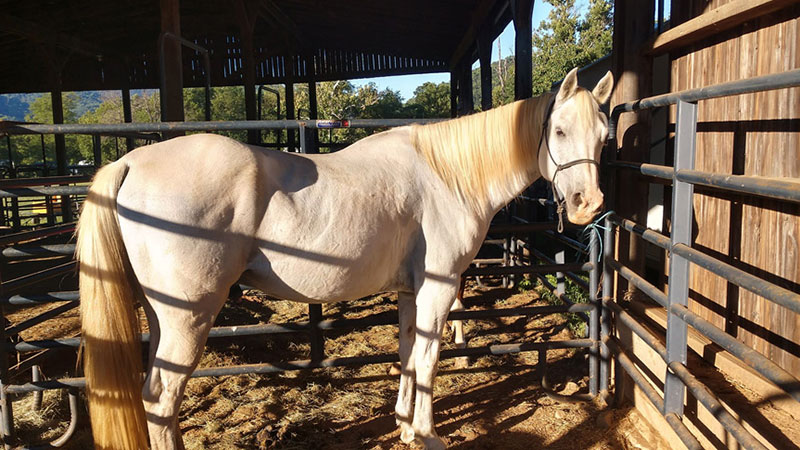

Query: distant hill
<box><xmin>0</xmin><ymin>91</ymin><xmax>103</xmax><ymax>121</ymax></box>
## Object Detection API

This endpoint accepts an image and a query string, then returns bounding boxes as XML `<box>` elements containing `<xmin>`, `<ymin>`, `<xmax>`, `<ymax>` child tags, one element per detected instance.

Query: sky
<box><xmin>353</xmin><ymin>0</ymin><xmax>559</xmax><ymax>101</ymax></box>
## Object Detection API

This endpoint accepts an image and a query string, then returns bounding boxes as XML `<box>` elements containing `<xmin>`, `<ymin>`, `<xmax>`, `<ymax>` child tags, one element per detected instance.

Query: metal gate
<box><xmin>602</xmin><ymin>69</ymin><xmax>800</xmax><ymax>449</ymax></box>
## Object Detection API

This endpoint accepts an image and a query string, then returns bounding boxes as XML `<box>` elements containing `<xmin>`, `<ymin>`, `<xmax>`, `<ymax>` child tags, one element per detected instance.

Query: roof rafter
<box><xmin>0</xmin><ymin>13</ymin><xmax>105</xmax><ymax>58</ymax></box>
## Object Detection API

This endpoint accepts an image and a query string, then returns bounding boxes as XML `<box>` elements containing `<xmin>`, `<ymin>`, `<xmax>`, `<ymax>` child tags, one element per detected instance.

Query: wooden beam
<box><xmin>478</xmin><ymin>26</ymin><xmax>493</xmax><ymax>111</ymax></box>
<box><xmin>645</xmin><ymin>0</ymin><xmax>797</xmax><ymax>55</ymax></box>
<box><xmin>449</xmin><ymin>0</ymin><xmax>500</xmax><ymax>69</ymax></box>
<box><xmin>234</xmin><ymin>0</ymin><xmax>261</xmax><ymax>144</ymax></box>
<box><xmin>160</xmin><ymin>0</ymin><xmax>185</xmax><ymax>127</ymax></box>
<box><xmin>512</xmin><ymin>0</ymin><xmax>534</xmax><ymax>100</ymax></box>
<box><xmin>258</xmin><ymin>0</ymin><xmax>302</xmax><ymax>46</ymax></box>
<box><xmin>0</xmin><ymin>13</ymin><xmax>104</xmax><ymax>58</ymax></box>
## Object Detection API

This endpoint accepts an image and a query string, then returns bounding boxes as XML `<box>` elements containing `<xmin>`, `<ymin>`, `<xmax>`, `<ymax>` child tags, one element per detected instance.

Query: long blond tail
<box><xmin>76</xmin><ymin>161</ymin><xmax>149</xmax><ymax>450</ymax></box>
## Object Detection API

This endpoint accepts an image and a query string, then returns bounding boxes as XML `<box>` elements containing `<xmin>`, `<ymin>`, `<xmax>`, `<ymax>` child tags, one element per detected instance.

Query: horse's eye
<box><xmin>555</xmin><ymin>127</ymin><xmax>565</xmax><ymax>137</ymax></box>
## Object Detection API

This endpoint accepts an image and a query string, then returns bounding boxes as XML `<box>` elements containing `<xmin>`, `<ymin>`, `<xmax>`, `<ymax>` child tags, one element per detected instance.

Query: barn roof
<box><xmin>0</xmin><ymin>0</ymin><xmax>512</xmax><ymax>94</ymax></box>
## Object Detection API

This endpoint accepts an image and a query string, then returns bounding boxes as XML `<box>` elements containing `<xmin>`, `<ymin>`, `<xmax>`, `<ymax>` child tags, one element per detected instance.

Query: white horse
<box><xmin>76</xmin><ymin>68</ymin><xmax>612</xmax><ymax>450</ymax></box>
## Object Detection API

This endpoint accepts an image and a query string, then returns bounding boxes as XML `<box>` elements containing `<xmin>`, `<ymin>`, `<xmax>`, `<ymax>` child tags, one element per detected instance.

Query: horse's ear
<box><xmin>556</xmin><ymin>68</ymin><xmax>579</xmax><ymax>102</ymax></box>
<box><xmin>592</xmin><ymin>71</ymin><xmax>614</xmax><ymax>104</ymax></box>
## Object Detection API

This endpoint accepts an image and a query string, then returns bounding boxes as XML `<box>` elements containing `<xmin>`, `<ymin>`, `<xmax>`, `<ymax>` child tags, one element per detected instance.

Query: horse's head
<box><xmin>538</xmin><ymin>68</ymin><xmax>613</xmax><ymax>225</ymax></box>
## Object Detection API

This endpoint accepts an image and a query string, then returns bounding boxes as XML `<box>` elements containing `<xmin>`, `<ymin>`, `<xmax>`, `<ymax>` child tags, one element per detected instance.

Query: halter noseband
<box><xmin>538</xmin><ymin>94</ymin><xmax>600</xmax><ymax>233</ymax></box>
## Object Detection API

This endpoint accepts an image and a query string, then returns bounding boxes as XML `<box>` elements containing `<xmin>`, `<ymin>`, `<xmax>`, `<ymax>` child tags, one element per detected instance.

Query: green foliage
<box><xmin>536</xmin><ymin>274</ymin><xmax>589</xmax><ymax>337</ymax></box>
<box><xmin>406</xmin><ymin>82</ymin><xmax>450</xmax><ymax>118</ymax></box>
<box><xmin>472</xmin><ymin>56</ymin><xmax>517</xmax><ymax>109</ymax></box>
<box><xmin>531</xmin><ymin>0</ymin><xmax>613</xmax><ymax>96</ymax></box>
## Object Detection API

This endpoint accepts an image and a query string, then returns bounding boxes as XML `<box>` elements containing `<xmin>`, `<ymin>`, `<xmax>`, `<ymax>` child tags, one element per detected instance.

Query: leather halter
<box><xmin>538</xmin><ymin>94</ymin><xmax>600</xmax><ymax>233</ymax></box>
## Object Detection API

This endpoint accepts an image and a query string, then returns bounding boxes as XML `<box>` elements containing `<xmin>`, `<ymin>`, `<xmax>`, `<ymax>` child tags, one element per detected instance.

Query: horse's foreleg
<box><xmin>142</xmin><ymin>291</ymin><xmax>226</xmax><ymax>450</ymax></box>
<box><xmin>411</xmin><ymin>279</ymin><xmax>458</xmax><ymax>450</ymax></box>
<box><xmin>449</xmin><ymin>277</ymin><xmax>468</xmax><ymax>369</ymax></box>
<box><xmin>395</xmin><ymin>292</ymin><xmax>417</xmax><ymax>444</ymax></box>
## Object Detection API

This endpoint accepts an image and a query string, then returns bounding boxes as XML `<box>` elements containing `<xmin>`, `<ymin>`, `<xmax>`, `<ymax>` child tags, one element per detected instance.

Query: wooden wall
<box><xmin>667</xmin><ymin>1</ymin><xmax>800</xmax><ymax>376</ymax></box>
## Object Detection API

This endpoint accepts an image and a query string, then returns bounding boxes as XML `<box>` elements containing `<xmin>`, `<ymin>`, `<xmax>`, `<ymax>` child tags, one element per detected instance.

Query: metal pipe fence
<box><xmin>0</xmin><ymin>118</ymin><xmax>601</xmax><ymax>448</ymax></box>
<box><xmin>603</xmin><ymin>69</ymin><xmax>800</xmax><ymax>449</ymax></box>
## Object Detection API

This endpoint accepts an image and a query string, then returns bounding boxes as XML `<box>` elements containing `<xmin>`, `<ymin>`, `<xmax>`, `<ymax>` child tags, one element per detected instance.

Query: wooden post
<box><xmin>450</xmin><ymin>71</ymin><xmax>458</xmax><ymax>118</ymax></box>
<box><xmin>121</xmin><ymin>87</ymin><xmax>133</xmax><ymax>153</ymax></box>
<box><xmin>512</xmin><ymin>0</ymin><xmax>534</xmax><ymax>100</ymax></box>
<box><xmin>478</xmin><ymin>26</ymin><xmax>493</xmax><ymax>111</ymax></box>
<box><xmin>286</xmin><ymin>82</ymin><xmax>296</xmax><ymax>151</ymax></box>
<box><xmin>611</xmin><ymin>0</ymin><xmax>655</xmax><ymax>298</ymax></box>
<box><xmin>51</xmin><ymin>78</ymin><xmax>72</xmax><ymax>222</ymax></box>
<box><xmin>460</xmin><ymin>59</ymin><xmax>474</xmax><ymax>114</ymax></box>
<box><xmin>234</xmin><ymin>0</ymin><xmax>260</xmax><ymax>145</ymax></box>
<box><xmin>160</xmin><ymin>0</ymin><xmax>184</xmax><ymax>131</ymax></box>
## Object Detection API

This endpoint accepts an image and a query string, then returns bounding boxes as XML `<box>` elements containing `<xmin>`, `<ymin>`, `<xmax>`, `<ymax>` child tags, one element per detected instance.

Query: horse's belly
<box><xmin>243</xmin><ymin>231</ymin><xmax>414</xmax><ymax>302</ymax></box>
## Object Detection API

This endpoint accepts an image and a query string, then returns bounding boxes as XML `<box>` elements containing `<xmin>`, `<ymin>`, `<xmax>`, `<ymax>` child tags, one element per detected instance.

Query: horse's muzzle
<box><xmin>567</xmin><ymin>190</ymin><xmax>604</xmax><ymax>225</ymax></box>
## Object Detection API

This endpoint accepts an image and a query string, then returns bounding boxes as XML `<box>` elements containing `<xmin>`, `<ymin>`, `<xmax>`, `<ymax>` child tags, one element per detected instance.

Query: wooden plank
<box><xmin>0</xmin><ymin>13</ymin><xmax>104</xmax><ymax>58</ymax></box>
<box><xmin>645</xmin><ymin>0</ymin><xmax>798</xmax><ymax>55</ymax></box>
<box><xmin>448</xmin><ymin>0</ymin><xmax>501</xmax><ymax>69</ymax></box>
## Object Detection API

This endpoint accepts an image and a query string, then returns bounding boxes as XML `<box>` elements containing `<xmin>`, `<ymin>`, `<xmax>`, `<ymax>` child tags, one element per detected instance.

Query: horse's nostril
<box><xmin>571</xmin><ymin>192</ymin><xmax>583</xmax><ymax>206</ymax></box>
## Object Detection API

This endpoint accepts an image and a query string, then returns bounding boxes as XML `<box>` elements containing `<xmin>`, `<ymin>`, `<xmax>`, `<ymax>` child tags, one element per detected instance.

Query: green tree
<box><xmin>406</xmin><ymin>82</ymin><xmax>450</xmax><ymax>118</ymax></box>
<box><xmin>531</xmin><ymin>0</ymin><xmax>613</xmax><ymax>95</ymax></box>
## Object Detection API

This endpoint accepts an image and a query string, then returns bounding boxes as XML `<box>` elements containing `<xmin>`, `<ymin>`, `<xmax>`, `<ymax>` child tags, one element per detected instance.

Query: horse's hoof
<box><xmin>399</xmin><ymin>424</ymin><xmax>415</xmax><ymax>444</ymax></box>
<box><xmin>420</xmin><ymin>435</ymin><xmax>446</xmax><ymax>450</ymax></box>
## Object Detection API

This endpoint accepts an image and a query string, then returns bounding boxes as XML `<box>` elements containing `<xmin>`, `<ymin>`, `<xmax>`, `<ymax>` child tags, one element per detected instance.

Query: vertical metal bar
<box><xmin>308</xmin><ymin>304</ymin><xmax>324</xmax><ymax>362</ymax></box>
<box><xmin>502</xmin><ymin>238</ymin><xmax>509</xmax><ymax>288</ymax></box>
<box><xmin>32</xmin><ymin>365</ymin><xmax>42</xmax><ymax>410</ymax></box>
<box><xmin>509</xmin><ymin>235</ymin><xmax>516</xmax><ymax>288</ymax></box>
<box><xmin>555</xmin><ymin>250</ymin><xmax>566</xmax><ymax>296</ymax></box>
<box><xmin>600</xmin><ymin>216</ymin><xmax>615</xmax><ymax>395</ymax></box>
<box><xmin>92</xmin><ymin>134</ymin><xmax>102</xmax><ymax>168</ymax></box>
<box><xmin>0</xmin><ymin>294</ymin><xmax>14</xmax><ymax>445</ymax></box>
<box><xmin>664</xmin><ymin>100</ymin><xmax>697</xmax><ymax>416</ymax></box>
<box><xmin>589</xmin><ymin>230</ymin><xmax>600</xmax><ymax>396</ymax></box>
<box><xmin>286</xmin><ymin>83</ymin><xmax>296</xmax><ymax>151</ymax></box>
<box><xmin>298</xmin><ymin>124</ymin><xmax>307</xmax><ymax>154</ymax></box>
<box><xmin>6</xmin><ymin>136</ymin><xmax>20</xmax><ymax>231</ymax></box>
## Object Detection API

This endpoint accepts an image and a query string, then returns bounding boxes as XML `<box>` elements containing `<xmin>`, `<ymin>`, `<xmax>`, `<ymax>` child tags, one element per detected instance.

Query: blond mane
<box><xmin>410</xmin><ymin>93</ymin><xmax>553</xmax><ymax>210</ymax></box>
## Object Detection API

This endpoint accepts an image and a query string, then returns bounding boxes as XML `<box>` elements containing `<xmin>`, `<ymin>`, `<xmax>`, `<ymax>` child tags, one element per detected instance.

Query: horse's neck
<box><xmin>413</xmin><ymin>96</ymin><xmax>548</xmax><ymax>218</ymax></box>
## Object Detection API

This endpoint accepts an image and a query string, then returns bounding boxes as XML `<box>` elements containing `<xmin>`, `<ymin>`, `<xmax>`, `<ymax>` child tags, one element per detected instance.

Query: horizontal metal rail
<box><xmin>672</xmin><ymin>243</ymin><xmax>800</xmax><ymax>315</ymax></box>
<box><xmin>677</xmin><ymin>169</ymin><xmax>800</xmax><ymax>204</ymax></box>
<box><xmin>608</xmin><ymin>255</ymin><xmax>800</xmax><ymax>403</ymax></box>
<box><xmin>0</xmin><ymin>262</ymin><xmax>76</xmax><ymax>295</ymax></box>
<box><xmin>605</xmin><ymin>337</ymin><xmax>702</xmax><ymax>450</ymax></box>
<box><xmin>609</xmin><ymin>214</ymin><xmax>670</xmax><ymax>250</ymax></box>
<box><xmin>669</xmin><ymin>361</ymin><xmax>769</xmax><ymax>450</ymax></box>
<box><xmin>1</xmin><ymin>291</ymin><xmax>79</xmax><ymax>306</ymax></box>
<box><xmin>0</xmin><ymin>224</ymin><xmax>75</xmax><ymax>247</ymax></box>
<box><xmin>1</xmin><ymin>244</ymin><xmax>75</xmax><ymax>260</ymax></box>
<box><xmin>608</xmin><ymin>163</ymin><xmax>800</xmax><ymax>204</ymax></box>
<box><xmin>669</xmin><ymin>302</ymin><xmax>800</xmax><ymax>402</ymax></box>
<box><xmin>530</xmin><ymin>248</ymin><xmax>590</xmax><ymax>291</ymax></box>
<box><xmin>0</xmin><ymin>176</ymin><xmax>91</xmax><ymax>188</ymax></box>
<box><xmin>0</xmin><ymin>186</ymin><xmax>88</xmax><ymax>198</ymax></box>
<box><xmin>609</xmin><ymin>68</ymin><xmax>800</xmax><ymax>140</ymax></box>
<box><xmin>1</xmin><ymin>118</ymin><xmax>444</xmax><ymax>136</ymax></box>
<box><xmin>4</xmin><ymin>338</ymin><xmax>593</xmax><ymax>393</ymax></box>
<box><xmin>463</xmin><ymin>262</ymin><xmax>592</xmax><ymax>277</ymax></box>
<box><xmin>606</xmin><ymin>257</ymin><xmax>668</xmax><ymax>307</ymax></box>
<box><xmin>8</xmin><ymin>303</ymin><xmax>594</xmax><ymax>352</ymax></box>
<box><xmin>4</xmin><ymin>301</ymin><xmax>78</xmax><ymax>337</ymax></box>
<box><xmin>605</xmin><ymin>300</ymin><xmax>667</xmax><ymax>360</ymax></box>
<box><xmin>607</xmin><ymin>161</ymin><xmax>673</xmax><ymax>181</ymax></box>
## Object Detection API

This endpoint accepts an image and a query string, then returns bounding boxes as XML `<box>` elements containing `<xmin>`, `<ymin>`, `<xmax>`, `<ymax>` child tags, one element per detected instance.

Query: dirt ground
<box><xmin>8</xmin><ymin>284</ymin><xmax>667</xmax><ymax>449</ymax></box>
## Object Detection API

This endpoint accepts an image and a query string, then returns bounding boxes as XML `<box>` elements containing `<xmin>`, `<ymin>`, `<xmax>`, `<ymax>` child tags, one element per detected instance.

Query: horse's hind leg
<box><xmin>141</xmin><ymin>287</ymin><xmax>229</xmax><ymax>450</ymax></box>
<box><xmin>395</xmin><ymin>292</ymin><xmax>417</xmax><ymax>443</ymax></box>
